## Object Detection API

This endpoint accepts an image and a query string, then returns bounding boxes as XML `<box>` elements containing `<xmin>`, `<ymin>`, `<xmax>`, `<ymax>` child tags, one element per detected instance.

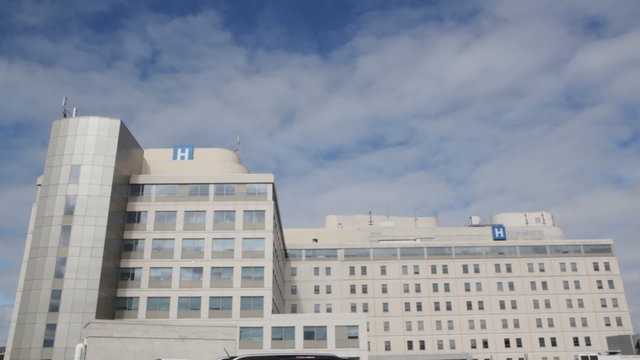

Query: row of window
<box><xmin>123</xmin><ymin>238</ymin><xmax>265</xmax><ymax>253</ymax></box>
<box><xmin>116</xmin><ymin>296</ymin><xmax>263</xmax><ymax>312</ymax></box>
<box><xmin>238</xmin><ymin>325</ymin><xmax>359</xmax><ymax>343</ymax></box>
<box><xmin>125</xmin><ymin>210</ymin><xmax>266</xmax><ymax>225</ymax></box>
<box><xmin>120</xmin><ymin>266</ymin><xmax>264</xmax><ymax>283</ymax></box>
<box><xmin>288</xmin><ymin>244</ymin><xmax>613</xmax><ymax>260</ymax></box>
<box><xmin>130</xmin><ymin>183</ymin><xmax>268</xmax><ymax>198</ymax></box>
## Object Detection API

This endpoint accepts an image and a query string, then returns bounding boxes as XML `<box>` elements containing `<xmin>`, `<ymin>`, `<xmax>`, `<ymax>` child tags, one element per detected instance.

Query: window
<box><xmin>385</xmin><ymin>341</ymin><xmax>391</xmax><ymax>351</ymax></box>
<box><xmin>43</xmin><ymin>324</ymin><xmax>56</xmax><ymax>347</ymax></box>
<box><xmin>303</xmin><ymin>326</ymin><xmax>327</xmax><ymax>340</ymax></box>
<box><xmin>533</xmin><ymin>299</ymin><xmax>540</xmax><ymax>309</ymax></box>
<box><xmin>241</xmin><ymin>267</ymin><xmax>264</xmax><ymax>280</ymax></box>
<box><xmin>604</xmin><ymin>262</ymin><xmax>611</xmax><ymax>271</ymax></box>
<box><xmin>467</xmin><ymin>301</ymin><xmax>473</xmax><ymax>311</ymax></box>
<box><xmin>538</xmin><ymin>263</ymin><xmax>545</xmax><ymax>272</ymax></box>
<box><xmin>444</xmin><ymin>283</ymin><xmax>450</xmax><ymax>292</ymax></box>
<box><xmin>539</xmin><ymin>337</ymin><xmax>545</xmax><ymax>347</ymax></box>
<box><xmin>313</xmin><ymin>267</ymin><xmax>320</xmax><ymax>276</ymax></box>
<box><xmin>544</xmin><ymin>299</ymin><xmax>551</xmax><ymax>309</ymax></box>
<box><xmin>585</xmin><ymin>336</ymin><xmax>592</xmax><ymax>346</ymax></box>
<box><xmin>470</xmin><ymin>339</ymin><xmax>477</xmax><ymax>349</ymax></box>
<box><xmin>383</xmin><ymin>302</ymin><xmax>389</xmax><ymax>312</ymax></box>
<box><xmin>476</xmin><ymin>282</ymin><xmax>483</xmax><ymax>291</ymax></box>
<box><xmin>407</xmin><ymin>340</ymin><xmax>413</xmax><ymax>350</ymax></box>
<box><xmin>404</xmin><ymin>302</ymin><xmax>411</xmax><ymax>312</ymax></box>
<box><xmin>495</xmin><ymin>264</ymin><xmax>501</xmax><ymax>273</ymax></box>
<box><xmin>563</xmin><ymin>281</ymin><xmax>570</xmax><ymax>290</ymax></box>
<box><xmin>497</xmin><ymin>282</ymin><xmax>504</xmax><ymax>291</ymax></box>
<box><xmin>152</xmin><ymin>239</ymin><xmax>174</xmax><ymax>252</ymax></box>
<box><xmin>577</xmin><ymin>298</ymin><xmax>585</xmax><ymax>308</ymax></box>
<box><xmin>462</xmin><ymin>264</ymin><xmax>469</xmax><ymax>274</ymax></box>
<box><xmin>156</xmin><ymin>184</ymin><xmax>178</xmax><ymax>197</ymax></box>
<box><xmin>361</xmin><ymin>266</ymin><xmax>368</xmax><ymax>275</ymax></box>
<box><xmin>560</xmin><ymin>262</ymin><xmax>567</xmax><ymax>272</ymax></box>
<box><xmin>593</xmin><ymin>262</ymin><xmax>600</xmax><ymax>271</ymax></box>
<box><xmin>437</xmin><ymin>340</ymin><xmax>444</xmax><ymax>350</ymax></box>
<box><xmin>246</xmin><ymin>183</ymin><xmax>268</xmax><ymax>196</ymax></box>
<box><xmin>432</xmin><ymin>283</ymin><xmax>439</xmax><ymax>292</ymax></box>
<box><xmin>119</xmin><ymin>267</ymin><xmax>142</xmax><ymax>281</ymax></box>
<box><xmin>417</xmin><ymin>320</ymin><xmax>424</xmax><ymax>331</ymax></box>
<box><xmin>64</xmin><ymin>195</ymin><xmax>76</xmax><ymax>215</ymax></box>
<box><xmin>478</xmin><ymin>300</ymin><xmax>485</xmax><ymax>310</ymax></box>
<box><xmin>612</xmin><ymin>298</ymin><xmax>619</xmax><ymax>307</ymax></box>
<box><xmin>536</xmin><ymin>318</ymin><xmax>543</xmax><ymax>328</ymax></box>
<box><xmin>188</xmin><ymin>184</ymin><xmax>209</xmax><ymax>197</ymax></box>
<box><xmin>600</xmin><ymin>298</ymin><xmax>607</xmax><ymax>308</ymax></box>
<box><xmin>147</xmin><ymin>297</ymin><xmax>170</xmax><ymax>311</ymax></box>
<box><xmin>446</xmin><ymin>301</ymin><xmax>452</xmax><ymax>311</ymax></box>
<box><xmin>383</xmin><ymin>321</ymin><xmax>390</xmax><ymax>332</ymax></box>
<box><xmin>212</xmin><ymin>238</ymin><xmax>234</xmax><ymax>252</ymax></box>
<box><xmin>150</xmin><ymin>267</ymin><xmax>172</xmax><ymax>281</ymax></box>
<box><xmin>499</xmin><ymin>300</ymin><xmax>506</xmax><ymax>310</ymax></box>
<box><xmin>240</xmin><ymin>296</ymin><xmax>264</xmax><ymax>311</ymax></box>
<box><xmin>155</xmin><ymin>211</ymin><xmax>177</xmax><ymax>224</ymax></box>
<box><xmin>349</xmin><ymin>266</ymin><xmax>356</xmax><ymax>276</ymax></box>
<box><xmin>178</xmin><ymin>297</ymin><xmax>201</xmax><ymax>311</ymax></box>
<box><xmin>419</xmin><ymin>340</ymin><xmax>426</xmax><ymax>350</ymax></box>
<box><xmin>547</xmin><ymin>318</ymin><xmax>554</xmax><ymax>327</ymax></box>
<box><xmin>54</xmin><ymin>257</ymin><xmax>66</xmax><ymax>278</ymax></box>
<box><xmin>291</xmin><ymin>304</ymin><xmax>297</xmax><ymax>313</ymax></box>
<box><xmin>350</xmin><ymin>303</ymin><xmax>356</xmax><ymax>313</ymax></box>
<box><xmin>616</xmin><ymin>316</ymin><xmax>623</xmax><ymax>326</ymax></box>
<box><xmin>413</xmin><ymin>265</ymin><xmax>420</xmax><ymax>274</ymax></box>
<box><xmin>608</xmin><ymin>280</ymin><xmax>615</xmax><ymax>289</ymax></box>
<box><xmin>184</xmin><ymin>211</ymin><xmax>206</xmax><ymax>224</ymax></box>
<box><xmin>126</xmin><ymin>211</ymin><xmax>147</xmax><ymax>224</ymax></box>
<box><xmin>513</xmin><ymin>319</ymin><xmax>520</xmax><ymax>328</ymax></box>
<box><xmin>504</xmin><ymin>338</ymin><xmax>511</xmax><ymax>348</ymax></box>
<box><xmin>508</xmin><ymin>281</ymin><xmax>515</xmax><ymax>291</ymax></box>
<box><xmin>379</xmin><ymin>265</ymin><xmax>388</xmax><ymax>275</ymax></box>
<box><xmin>182</xmin><ymin>238</ymin><xmax>204</xmax><ymax>252</ymax></box>
<box><xmin>244</xmin><ymin>210</ymin><xmax>265</xmax><ymax>223</ymax></box>
<box><xmin>604</xmin><ymin>317</ymin><xmax>611</xmax><ymax>327</ymax></box>
<box><xmin>326</xmin><ymin>285</ymin><xmax>332</xmax><ymax>294</ymax></box>
<box><xmin>571</xmin><ymin>262</ymin><xmax>578</xmax><ymax>271</ymax></box>
<box><xmin>416</xmin><ymin>302</ymin><xmax>423</xmax><ymax>312</ymax></box>
<box><xmin>214</xmin><ymin>210</ymin><xmax>235</xmax><ymax>224</ymax></box>
<box><xmin>290</xmin><ymin>267</ymin><xmax>297</xmax><ymax>276</ymax></box>
<box><xmin>381</xmin><ymin>284</ymin><xmax>388</xmax><ymax>293</ymax></box>
<box><xmin>527</xmin><ymin>263</ymin><xmax>534</xmax><ymax>273</ymax></box>
<box><xmin>325</xmin><ymin>267</ymin><xmax>331</xmax><ymax>276</ymax></box>
<box><xmin>506</xmin><ymin>264</ymin><xmax>512</xmax><ymax>273</ymax></box>
<box><xmin>211</xmin><ymin>267</ymin><xmax>233</xmax><ymax>280</ymax></box>
<box><xmin>530</xmin><ymin>281</ymin><xmax>537</xmax><ymax>291</ymax></box>
<box><xmin>541</xmin><ymin>281</ymin><xmax>548</xmax><ymax>290</ymax></box>
<box><xmin>350</xmin><ymin>285</ymin><xmax>356</xmax><ymax>294</ymax></box>
<box><xmin>569</xmin><ymin>318</ymin><xmax>577</xmax><ymax>327</ymax></box>
<box><xmin>415</xmin><ymin>283</ymin><xmax>421</xmax><ymax>293</ymax></box>
<box><xmin>550</xmin><ymin>337</ymin><xmax>557</xmax><ymax>347</ymax></box>
<box><xmin>209</xmin><ymin>297</ymin><xmax>232</xmax><ymax>311</ymax></box>
<box><xmin>573</xmin><ymin>337</ymin><xmax>580</xmax><ymax>346</ymax></box>
<box><xmin>430</xmin><ymin>265</ymin><xmax>437</xmax><ymax>274</ymax></box>
<box><xmin>502</xmin><ymin>319</ymin><xmax>508</xmax><ymax>329</ymax></box>
<box><xmin>48</xmin><ymin>290</ymin><xmax>62</xmax><ymax>312</ymax></box>
<box><xmin>465</xmin><ymin>283</ymin><xmax>471</xmax><ymax>292</ymax></box>
<box><xmin>129</xmin><ymin>184</ymin><xmax>151</xmax><ymax>197</ymax></box>
<box><xmin>362</xmin><ymin>302</ymin><xmax>368</xmax><ymax>312</ymax></box>
<box><xmin>239</xmin><ymin>327</ymin><xmax>263</xmax><ymax>342</ymax></box>
<box><xmin>116</xmin><ymin>297</ymin><xmax>139</xmax><ymax>311</ymax></box>
<box><xmin>272</xmin><ymin>327</ymin><xmax>294</xmax><ymax>341</ymax></box>
<box><xmin>402</xmin><ymin>265</ymin><xmax>409</xmax><ymax>275</ymax></box>
<box><xmin>449</xmin><ymin>339</ymin><xmax>456</xmax><ymax>350</ymax></box>
<box><xmin>406</xmin><ymin>321</ymin><xmax>412</xmax><ymax>331</ymax></box>
<box><xmin>442</xmin><ymin>264</ymin><xmax>448</xmax><ymax>274</ymax></box>
<box><xmin>566</xmin><ymin>299</ymin><xmax>573</xmax><ymax>308</ymax></box>
<box><xmin>574</xmin><ymin>280</ymin><xmax>581</xmax><ymax>290</ymax></box>
<box><xmin>473</xmin><ymin>264</ymin><xmax>480</xmax><ymax>273</ymax></box>
<box><xmin>581</xmin><ymin>317</ymin><xmax>588</xmax><ymax>327</ymax></box>
<box><xmin>403</xmin><ymin>284</ymin><xmax>410</xmax><ymax>293</ymax></box>
<box><xmin>314</xmin><ymin>304</ymin><xmax>320</xmax><ymax>313</ymax></box>
<box><xmin>447</xmin><ymin>320</ymin><xmax>454</xmax><ymax>330</ymax></box>
<box><xmin>313</xmin><ymin>285</ymin><xmax>320</xmax><ymax>295</ymax></box>
<box><xmin>59</xmin><ymin>225</ymin><xmax>71</xmax><ymax>246</ymax></box>
<box><xmin>243</xmin><ymin>238</ymin><xmax>264</xmax><ymax>252</ymax></box>
<box><xmin>215</xmin><ymin>184</ymin><xmax>235</xmax><ymax>196</ymax></box>
<box><xmin>482</xmin><ymin>338</ymin><xmax>489</xmax><ymax>348</ymax></box>
<box><xmin>468</xmin><ymin>320</ymin><xmax>475</xmax><ymax>330</ymax></box>
<box><xmin>597</xmin><ymin>280</ymin><xmax>604</xmax><ymax>289</ymax></box>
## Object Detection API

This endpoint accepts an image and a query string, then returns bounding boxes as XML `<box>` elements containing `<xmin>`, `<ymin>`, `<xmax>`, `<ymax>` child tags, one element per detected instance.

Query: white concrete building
<box><xmin>5</xmin><ymin>115</ymin><xmax>633</xmax><ymax>360</ymax></box>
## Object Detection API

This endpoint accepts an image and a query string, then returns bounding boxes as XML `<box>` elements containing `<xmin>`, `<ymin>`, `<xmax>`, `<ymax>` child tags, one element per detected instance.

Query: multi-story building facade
<box><xmin>5</xmin><ymin>115</ymin><xmax>634</xmax><ymax>360</ymax></box>
<box><xmin>284</xmin><ymin>214</ymin><xmax>634</xmax><ymax>360</ymax></box>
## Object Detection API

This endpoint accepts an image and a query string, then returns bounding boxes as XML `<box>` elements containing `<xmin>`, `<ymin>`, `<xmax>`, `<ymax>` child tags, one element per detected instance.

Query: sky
<box><xmin>0</xmin><ymin>0</ymin><xmax>639</xmax><ymax>345</ymax></box>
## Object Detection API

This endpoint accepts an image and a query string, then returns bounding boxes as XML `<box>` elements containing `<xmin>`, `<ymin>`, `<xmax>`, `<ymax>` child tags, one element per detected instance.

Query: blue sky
<box><xmin>1</xmin><ymin>0</ymin><xmax>640</xmax><ymax>344</ymax></box>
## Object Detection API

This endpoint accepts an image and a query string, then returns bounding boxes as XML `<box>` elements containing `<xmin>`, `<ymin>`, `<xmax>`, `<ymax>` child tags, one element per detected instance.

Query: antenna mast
<box><xmin>62</xmin><ymin>96</ymin><xmax>68</xmax><ymax>118</ymax></box>
<box><xmin>234</xmin><ymin>135</ymin><xmax>241</xmax><ymax>156</ymax></box>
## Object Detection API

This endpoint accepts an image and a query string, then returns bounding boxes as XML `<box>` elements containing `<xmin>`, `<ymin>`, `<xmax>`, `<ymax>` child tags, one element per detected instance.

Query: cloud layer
<box><xmin>1</xmin><ymin>0</ymin><xmax>639</xmax><ymax>343</ymax></box>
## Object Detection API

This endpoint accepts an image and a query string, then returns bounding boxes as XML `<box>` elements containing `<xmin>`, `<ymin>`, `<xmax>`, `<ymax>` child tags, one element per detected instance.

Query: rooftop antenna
<box><xmin>368</xmin><ymin>211</ymin><xmax>373</xmax><ymax>226</ymax></box>
<box><xmin>72</xmin><ymin>107</ymin><xmax>78</xmax><ymax>117</ymax></box>
<box><xmin>234</xmin><ymin>135</ymin><xmax>241</xmax><ymax>156</ymax></box>
<box><xmin>62</xmin><ymin>96</ymin><xmax>68</xmax><ymax>118</ymax></box>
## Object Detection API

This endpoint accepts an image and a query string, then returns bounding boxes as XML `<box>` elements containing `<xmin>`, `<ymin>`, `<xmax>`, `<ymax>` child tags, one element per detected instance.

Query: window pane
<box><xmin>243</xmin><ymin>238</ymin><xmax>265</xmax><ymax>252</ymax></box>
<box><xmin>156</xmin><ymin>184</ymin><xmax>178</xmax><ymax>197</ymax></box>
<box><xmin>152</xmin><ymin>239</ymin><xmax>174</xmax><ymax>252</ymax></box>
<box><xmin>184</xmin><ymin>211</ymin><xmax>206</xmax><ymax>224</ymax></box>
<box><xmin>212</xmin><ymin>238</ymin><xmax>234</xmax><ymax>251</ymax></box>
<box><xmin>214</xmin><ymin>211</ymin><xmax>235</xmax><ymax>223</ymax></box>
<box><xmin>188</xmin><ymin>184</ymin><xmax>209</xmax><ymax>197</ymax></box>
<box><xmin>64</xmin><ymin>195</ymin><xmax>76</xmax><ymax>215</ymax></box>
<box><xmin>215</xmin><ymin>184</ymin><xmax>235</xmax><ymax>196</ymax></box>
<box><xmin>155</xmin><ymin>211</ymin><xmax>177</xmax><ymax>224</ymax></box>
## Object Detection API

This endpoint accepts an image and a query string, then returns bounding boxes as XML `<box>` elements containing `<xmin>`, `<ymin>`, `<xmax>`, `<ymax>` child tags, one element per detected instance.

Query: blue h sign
<box><xmin>173</xmin><ymin>146</ymin><xmax>194</xmax><ymax>160</ymax></box>
<box><xmin>492</xmin><ymin>225</ymin><xmax>507</xmax><ymax>240</ymax></box>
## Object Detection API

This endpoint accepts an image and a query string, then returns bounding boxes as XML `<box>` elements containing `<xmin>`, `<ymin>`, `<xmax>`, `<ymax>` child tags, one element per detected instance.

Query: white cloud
<box><xmin>1</xmin><ymin>0</ymin><xmax>640</xmax><ymax>344</ymax></box>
